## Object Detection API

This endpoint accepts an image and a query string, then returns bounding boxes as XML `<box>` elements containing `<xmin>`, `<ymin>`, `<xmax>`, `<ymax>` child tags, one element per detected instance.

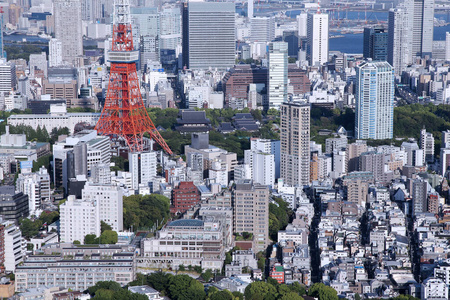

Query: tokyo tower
<box><xmin>95</xmin><ymin>0</ymin><xmax>172</xmax><ymax>155</ymax></box>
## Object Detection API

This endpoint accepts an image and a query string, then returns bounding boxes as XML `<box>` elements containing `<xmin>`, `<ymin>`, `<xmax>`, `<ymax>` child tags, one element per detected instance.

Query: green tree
<box><xmin>308</xmin><ymin>283</ymin><xmax>338</xmax><ymax>300</ymax></box>
<box><xmin>232</xmin><ymin>291</ymin><xmax>244</xmax><ymax>300</ymax></box>
<box><xmin>167</xmin><ymin>274</ymin><xmax>206</xmax><ymax>300</ymax></box>
<box><xmin>244</xmin><ymin>281</ymin><xmax>277</xmax><ymax>300</ymax></box>
<box><xmin>88</xmin><ymin>281</ymin><xmax>122</xmax><ymax>296</ymax></box>
<box><xmin>99</xmin><ymin>230</ymin><xmax>118</xmax><ymax>244</ymax></box>
<box><xmin>178</xmin><ymin>264</ymin><xmax>186</xmax><ymax>271</ymax></box>
<box><xmin>84</xmin><ymin>234</ymin><xmax>99</xmax><ymax>244</ymax></box>
<box><xmin>73</xmin><ymin>240</ymin><xmax>81</xmax><ymax>245</ymax></box>
<box><xmin>101</xmin><ymin>221</ymin><xmax>112</xmax><ymax>233</ymax></box>
<box><xmin>19</xmin><ymin>218</ymin><xmax>42</xmax><ymax>239</ymax></box>
<box><xmin>289</xmin><ymin>282</ymin><xmax>306</xmax><ymax>296</ymax></box>
<box><xmin>201</xmin><ymin>269</ymin><xmax>213</xmax><ymax>282</ymax></box>
<box><xmin>209</xmin><ymin>290</ymin><xmax>234</xmax><ymax>300</ymax></box>
<box><xmin>123</xmin><ymin>194</ymin><xmax>170</xmax><ymax>231</ymax></box>
<box><xmin>280</xmin><ymin>292</ymin><xmax>303</xmax><ymax>300</ymax></box>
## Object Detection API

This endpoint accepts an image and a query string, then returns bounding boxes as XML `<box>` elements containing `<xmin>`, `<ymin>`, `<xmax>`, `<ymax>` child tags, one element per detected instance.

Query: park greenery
<box><xmin>88</xmin><ymin>281</ymin><xmax>148</xmax><ymax>300</ymax></box>
<box><xmin>123</xmin><ymin>194</ymin><xmax>171</xmax><ymax>231</ymax></box>
<box><xmin>20</xmin><ymin>211</ymin><xmax>59</xmax><ymax>239</ymax></box>
<box><xmin>83</xmin><ymin>221</ymin><xmax>118</xmax><ymax>245</ymax></box>
<box><xmin>5</xmin><ymin>43</ymin><xmax>48</xmax><ymax>61</ymax></box>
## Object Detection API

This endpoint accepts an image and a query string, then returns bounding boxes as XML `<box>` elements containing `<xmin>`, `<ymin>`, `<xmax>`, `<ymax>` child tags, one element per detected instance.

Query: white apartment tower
<box><xmin>280</xmin><ymin>101</ymin><xmax>311</xmax><ymax>186</ymax></box>
<box><xmin>268</xmin><ymin>42</ymin><xmax>288</xmax><ymax>109</ymax></box>
<box><xmin>54</xmin><ymin>0</ymin><xmax>83</xmax><ymax>66</ymax></box>
<box><xmin>244</xmin><ymin>149</ymin><xmax>275</xmax><ymax>187</ymax></box>
<box><xmin>60</xmin><ymin>195</ymin><xmax>100</xmax><ymax>244</ymax></box>
<box><xmin>248</xmin><ymin>0</ymin><xmax>254</xmax><ymax>18</ymax></box>
<box><xmin>297</xmin><ymin>12</ymin><xmax>308</xmax><ymax>38</ymax></box>
<box><xmin>0</xmin><ymin>58</ymin><xmax>15</xmax><ymax>95</ymax></box>
<box><xmin>420</xmin><ymin>128</ymin><xmax>435</xmax><ymax>163</ymax></box>
<box><xmin>49</xmin><ymin>39</ymin><xmax>63</xmax><ymax>67</ymax></box>
<box><xmin>128</xmin><ymin>151</ymin><xmax>157</xmax><ymax>191</ymax></box>
<box><xmin>307</xmin><ymin>12</ymin><xmax>329</xmax><ymax>66</ymax></box>
<box><xmin>82</xmin><ymin>183</ymin><xmax>123</xmax><ymax>232</ymax></box>
<box><xmin>355</xmin><ymin>61</ymin><xmax>394</xmax><ymax>140</ymax></box>
<box><xmin>387</xmin><ymin>7</ymin><xmax>413</xmax><ymax>75</ymax></box>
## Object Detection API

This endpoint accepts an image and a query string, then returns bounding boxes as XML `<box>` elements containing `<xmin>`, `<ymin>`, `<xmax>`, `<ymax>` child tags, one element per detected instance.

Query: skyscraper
<box><xmin>363</xmin><ymin>27</ymin><xmax>388</xmax><ymax>61</ymax></box>
<box><xmin>388</xmin><ymin>7</ymin><xmax>413</xmax><ymax>75</ymax></box>
<box><xmin>54</xmin><ymin>0</ymin><xmax>83</xmax><ymax>66</ymax></box>
<box><xmin>297</xmin><ymin>12</ymin><xmax>308</xmax><ymax>38</ymax></box>
<box><xmin>355</xmin><ymin>61</ymin><xmax>394</xmax><ymax>140</ymax></box>
<box><xmin>280</xmin><ymin>101</ymin><xmax>310</xmax><ymax>186</ymax></box>
<box><xmin>268</xmin><ymin>42</ymin><xmax>288</xmax><ymax>109</ymax></box>
<box><xmin>248</xmin><ymin>0</ymin><xmax>254</xmax><ymax>18</ymax></box>
<box><xmin>306</xmin><ymin>12</ymin><xmax>329</xmax><ymax>66</ymax></box>
<box><xmin>128</xmin><ymin>151</ymin><xmax>157</xmax><ymax>191</ymax></box>
<box><xmin>412</xmin><ymin>0</ymin><xmax>434</xmax><ymax>57</ymax></box>
<box><xmin>182</xmin><ymin>2</ymin><xmax>235</xmax><ymax>71</ymax></box>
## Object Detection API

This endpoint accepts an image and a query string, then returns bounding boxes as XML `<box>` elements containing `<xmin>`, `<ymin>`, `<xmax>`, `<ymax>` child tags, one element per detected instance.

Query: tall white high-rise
<box><xmin>307</xmin><ymin>12</ymin><xmax>329</xmax><ymax>66</ymax></box>
<box><xmin>0</xmin><ymin>58</ymin><xmax>15</xmax><ymax>95</ymax></box>
<box><xmin>49</xmin><ymin>39</ymin><xmax>63</xmax><ymax>67</ymax></box>
<box><xmin>268</xmin><ymin>42</ymin><xmax>288</xmax><ymax>109</ymax></box>
<box><xmin>280</xmin><ymin>101</ymin><xmax>311</xmax><ymax>186</ymax></box>
<box><xmin>160</xmin><ymin>5</ymin><xmax>182</xmax><ymax>50</ymax></box>
<box><xmin>412</xmin><ymin>0</ymin><xmax>435</xmax><ymax>57</ymax></box>
<box><xmin>128</xmin><ymin>151</ymin><xmax>157</xmax><ymax>191</ymax></box>
<box><xmin>297</xmin><ymin>12</ymin><xmax>308</xmax><ymax>37</ymax></box>
<box><xmin>355</xmin><ymin>61</ymin><xmax>394</xmax><ymax>140</ymax></box>
<box><xmin>388</xmin><ymin>7</ymin><xmax>413</xmax><ymax>75</ymax></box>
<box><xmin>54</xmin><ymin>0</ymin><xmax>83</xmax><ymax>66</ymax></box>
<box><xmin>248</xmin><ymin>0</ymin><xmax>254</xmax><ymax>18</ymax></box>
<box><xmin>16</xmin><ymin>167</ymin><xmax>51</xmax><ymax>216</ymax></box>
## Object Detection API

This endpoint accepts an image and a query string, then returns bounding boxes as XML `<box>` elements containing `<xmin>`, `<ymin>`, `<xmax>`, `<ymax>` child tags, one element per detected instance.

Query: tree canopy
<box><xmin>123</xmin><ymin>194</ymin><xmax>170</xmax><ymax>231</ymax></box>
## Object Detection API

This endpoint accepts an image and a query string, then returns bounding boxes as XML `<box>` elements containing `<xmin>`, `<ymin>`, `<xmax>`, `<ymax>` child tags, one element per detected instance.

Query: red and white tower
<box><xmin>95</xmin><ymin>0</ymin><xmax>172</xmax><ymax>155</ymax></box>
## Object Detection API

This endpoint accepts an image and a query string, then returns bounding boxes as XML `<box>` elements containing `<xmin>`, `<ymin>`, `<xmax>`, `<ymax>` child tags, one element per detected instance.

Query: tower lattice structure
<box><xmin>95</xmin><ymin>0</ymin><xmax>172</xmax><ymax>155</ymax></box>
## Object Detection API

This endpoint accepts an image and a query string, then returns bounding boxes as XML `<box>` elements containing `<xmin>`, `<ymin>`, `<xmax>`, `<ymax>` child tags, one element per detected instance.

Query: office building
<box><xmin>441</xmin><ymin>148</ymin><xmax>450</xmax><ymax>176</ymax></box>
<box><xmin>29</xmin><ymin>52</ymin><xmax>47</xmax><ymax>78</ymax></box>
<box><xmin>16</xmin><ymin>167</ymin><xmax>51</xmax><ymax>215</ymax></box>
<box><xmin>49</xmin><ymin>39</ymin><xmax>63</xmax><ymax>67</ymax></box>
<box><xmin>412</xmin><ymin>179</ymin><xmax>428</xmax><ymax>215</ymax></box>
<box><xmin>363</xmin><ymin>27</ymin><xmax>388</xmax><ymax>61</ymax></box>
<box><xmin>250</xmin><ymin>17</ymin><xmax>275</xmax><ymax>43</ymax></box>
<box><xmin>160</xmin><ymin>5</ymin><xmax>182</xmax><ymax>51</ymax></box>
<box><xmin>421</xmin><ymin>277</ymin><xmax>448</xmax><ymax>300</ymax></box>
<box><xmin>420</xmin><ymin>128</ymin><xmax>435</xmax><ymax>163</ymax></box>
<box><xmin>307</xmin><ymin>12</ymin><xmax>329</xmax><ymax>66</ymax></box>
<box><xmin>54</xmin><ymin>0</ymin><xmax>83</xmax><ymax>66</ymax></box>
<box><xmin>15</xmin><ymin>245</ymin><xmax>135</xmax><ymax>292</ymax></box>
<box><xmin>140</xmin><ymin>217</ymin><xmax>228</xmax><ymax>270</ymax></box>
<box><xmin>82</xmin><ymin>183</ymin><xmax>123</xmax><ymax>232</ymax></box>
<box><xmin>412</xmin><ymin>0</ymin><xmax>434</xmax><ymax>57</ymax></box>
<box><xmin>233</xmin><ymin>180</ymin><xmax>269</xmax><ymax>253</ymax></box>
<box><xmin>387</xmin><ymin>7</ymin><xmax>413</xmax><ymax>75</ymax></box>
<box><xmin>442</xmin><ymin>130</ymin><xmax>450</xmax><ymax>148</ymax></box>
<box><xmin>3</xmin><ymin>220</ymin><xmax>26</xmax><ymax>272</ymax></box>
<box><xmin>128</xmin><ymin>151</ymin><xmax>157</xmax><ymax>192</ymax></box>
<box><xmin>171</xmin><ymin>181</ymin><xmax>200</xmax><ymax>214</ymax></box>
<box><xmin>268</xmin><ymin>42</ymin><xmax>288</xmax><ymax>109</ymax></box>
<box><xmin>131</xmin><ymin>7</ymin><xmax>160</xmax><ymax>51</ymax></box>
<box><xmin>60</xmin><ymin>195</ymin><xmax>100</xmax><ymax>244</ymax></box>
<box><xmin>182</xmin><ymin>2</ymin><xmax>235</xmax><ymax>70</ymax></box>
<box><xmin>280</xmin><ymin>101</ymin><xmax>311</xmax><ymax>186</ymax></box>
<box><xmin>355</xmin><ymin>61</ymin><xmax>394</xmax><ymax>140</ymax></box>
<box><xmin>446</xmin><ymin>32</ymin><xmax>450</xmax><ymax>61</ymax></box>
<box><xmin>0</xmin><ymin>188</ymin><xmax>29</xmax><ymax>223</ymax></box>
<box><xmin>0</xmin><ymin>59</ymin><xmax>15</xmax><ymax>95</ymax></box>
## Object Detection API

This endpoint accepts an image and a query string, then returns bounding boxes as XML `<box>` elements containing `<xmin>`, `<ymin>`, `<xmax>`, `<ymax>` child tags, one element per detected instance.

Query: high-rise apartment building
<box><xmin>0</xmin><ymin>59</ymin><xmax>16</xmax><ymax>95</ymax></box>
<box><xmin>268</xmin><ymin>42</ymin><xmax>288</xmax><ymax>109</ymax></box>
<box><xmin>355</xmin><ymin>61</ymin><xmax>394</xmax><ymax>140</ymax></box>
<box><xmin>16</xmin><ymin>167</ymin><xmax>51</xmax><ymax>215</ymax></box>
<box><xmin>250</xmin><ymin>138</ymin><xmax>281</xmax><ymax>178</ymax></box>
<box><xmin>248</xmin><ymin>0</ymin><xmax>254</xmax><ymax>18</ymax></box>
<box><xmin>182</xmin><ymin>2</ymin><xmax>235</xmax><ymax>70</ymax></box>
<box><xmin>307</xmin><ymin>12</ymin><xmax>329</xmax><ymax>66</ymax></box>
<box><xmin>363</xmin><ymin>27</ymin><xmax>388</xmax><ymax>61</ymax></box>
<box><xmin>128</xmin><ymin>151</ymin><xmax>157</xmax><ymax>192</ymax></box>
<box><xmin>412</xmin><ymin>0</ymin><xmax>434</xmax><ymax>57</ymax></box>
<box><xmin>420</xmin><ymin>128</ymin><xmax>435</xmax><ymax>163</ymax></box>
<box><xmin>280</xmin><ymin>101</ymin><xmax>310</xmax><ymax>186</ymax></box>
<box><xmin>54</xmin><ymin>0</ymin><xmax>83</xmax><ymax>66</ymax></box>
<box><xmin>250</xmin><ymin>17</ymin><xmax>275</xmax><ymax>43</ymax></box>
<box><xmin>60</xmin><ymin>195</ymin><xmax>100</xmax><ymax>244</ymax></box>
<box><xmin>387</xmin><ymin>7</ymin><xmax>413</xmax><ymax>75</ymax></box>
<box><xmin>244</xmin><ymin>149</ymin><xmax>275</xmax><ymax>187</ymax></box>
<box><xmin>233</xmin><ymin>179</ymin><xmax>269</xmax><ymax>253</ymax></box>
<box><xmin>297</xmin><ymin>12</ymin><xmax>308</xmax><ymax>38</ymax></box>
<box><xmin>49</xmin><ymin>39</ymin><xmax>63</xmax><ymax>67</ymax></box>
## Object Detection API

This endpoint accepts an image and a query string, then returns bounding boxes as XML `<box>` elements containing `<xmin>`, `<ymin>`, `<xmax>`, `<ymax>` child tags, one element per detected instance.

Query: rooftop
<box><xmin>168</xmin><ymin>219</ymin><xmax>204</xmax><ymax>227</ymax></box>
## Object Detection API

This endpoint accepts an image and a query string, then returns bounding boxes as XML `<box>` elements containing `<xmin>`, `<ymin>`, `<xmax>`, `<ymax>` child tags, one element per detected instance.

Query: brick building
<box><xmin>171</xmin><ymin>181</ymin><xmax>200</xmax><ymax>214</ymax></box>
